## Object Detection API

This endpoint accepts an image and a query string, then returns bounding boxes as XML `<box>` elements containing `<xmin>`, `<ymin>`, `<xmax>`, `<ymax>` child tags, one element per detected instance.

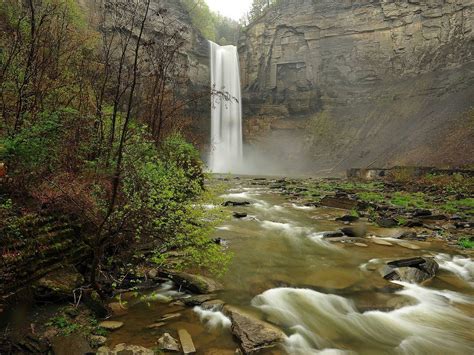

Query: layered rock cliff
<box><xmin>239</xmin><ymin>0</ymin><xmax>474</xmax><ymax>173</ymax></box>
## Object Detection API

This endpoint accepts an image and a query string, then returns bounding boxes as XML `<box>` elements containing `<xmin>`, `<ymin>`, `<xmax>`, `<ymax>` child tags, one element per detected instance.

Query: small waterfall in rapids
<box><xmin>209</xmin><ymin>41</ymin><xmax>243</xmax><ymax>173</ymax></box>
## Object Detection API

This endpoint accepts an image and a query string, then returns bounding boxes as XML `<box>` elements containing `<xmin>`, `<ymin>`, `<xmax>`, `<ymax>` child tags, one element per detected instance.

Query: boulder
<box><xmin>322</xmin><ymin>231</ymin><xmax>344</xmax><ymax>239</ymax></box>
<box><xmin>340</xmin><ymin>225</ymin><xmax>367</xmax><ymax>238</ymax></box>
<box><xmin>51</xmin><ymin>336</ymin><xmax>93</xmax><ymax>355</ymax></box>
<box><xmin>223</xmin><ymin>305</ymin><xmax>284</xmax><ymax>354</ymax></box>
<box><xmin>183</xmin><ymin>294</ymin><xmax>217</xmax><ymax>307</ymax></box>
<box><xmin>396</xmin><ymin>231</ymin><xmax>426</xmax><ymax>241</ymax></box>
<box><xmin>336</xmin><ymin>215</ymin><xmax>359</xmax><ymax>222</ymax></box>
<box><xmin>178</xmin><ymin>329</ymin><xmax>196</xmax><ymax>354</ymax></box>
<box><xmin>412</xmin><ymin>209</ymin><xmax>432</xmax><ymax>217</ymax></box>
<box><xmin>382</xmin><ymin>257</ymin><xmax>438</xmax><ymax>283</ymax></box>
<box><xmin>108</xmin><ymin>302</ymin><xmax>128</xmax><ymax>316</ymax></box>
<box><xmin>160</xmin><ymin>271</ymin><xmax>223</xmax><ymax>294</ymax></box>
<box><xmin>157</xmin><ymin>333</ymin><xmax>180</xmax><ymax>352</ymax></box>
<box><xmin>89</xmin><ymin>335</ymin><xmax>107</xmax><ymax>347</ymax></box>
<box><xmin>34</xmin><ymin>266</ymin><xmax>84</xmax><ymax>299</ymax></box>
<box><xmin>320</xmin><ymin>196</ymin><xmax>358</xmax><ymax>210</ymax></box>
<box><xmin>233</xmin><ymin>212</ymin><xmax>248</xmax><ymax>219</ymax></box>
<box><xmin>376</xmin><ymin>218</ymin><xmax>398</xmax><ymax>228</ymax></box>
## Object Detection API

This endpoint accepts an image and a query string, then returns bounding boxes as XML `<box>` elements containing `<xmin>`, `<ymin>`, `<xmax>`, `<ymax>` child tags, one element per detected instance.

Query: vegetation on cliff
<box><xmin>0</xmin><ymin>0</ymin><xmax>229</xmax><ymax>295</ymax></box>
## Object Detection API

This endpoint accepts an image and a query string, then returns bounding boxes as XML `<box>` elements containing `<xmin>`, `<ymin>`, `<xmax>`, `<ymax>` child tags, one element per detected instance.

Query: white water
<box><xmin>209</xmin><ymin>41</ymin><xmax>243</xmax><ymax>173</ymax></box>
<box><xmin>252</xmin><ymin>284</ymin><xmax>474</xmax><ymax>354</ymax></box>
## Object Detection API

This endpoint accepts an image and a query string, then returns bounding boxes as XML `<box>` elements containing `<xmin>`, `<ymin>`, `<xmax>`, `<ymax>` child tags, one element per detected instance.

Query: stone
<box><xmin>99</xmin><ymin>321</ymin><xmax>124</xmax><ymax>330</ymax></box>
<box><xmin>322</xmin><ymin>231</ymin><xmax>344</xmax><ymax>238</ymax></box>
<box><xmin>341</xmin><ymin>225</ymin><xmax>367</xmax><ymax>238</ymax></box>
<box><xmin>320</xmin><ymin>196</ymin><xmax>358</xmax><ymax>210</ymax></box>
<box><xmin>223</xmin><ymin>201</ymin><xmax>251</xmax><ymax>207</ymax></box>
<box><xmin>376</xmin><ymin>218</ymin><xmax>398</xmax><ymax>228</ymax></box>
<box><xmin>223</xmin><ymin>305</ymin><xmax>284</xmax><ymax>353</ymax></box>
<box><xmin>34</xmin><ymin>265</ymin><xmax>84</xmax><ymax>299</ymax></box>
<box><xmin>97</xmin><ymin>344</ymin><xmax>154</xmax><ymax>355</ymax></box>
<box><xmin>233</xmin><ymin>212</ymin><xmax>248</xmax><ymax>219</ymax></box>
<box><xmin>178</xmin><ymin>329</ymin><xmax>196</xmax><ymax>354</ymax></box>
<box><xmin>201</xmin><ymin>299</ymin><xmax>226</xmax><ymax>311</ymax></box>
<box><xmin>382</xmin><ymin>257</ymin><xmax>438</xmax><ymax>283</ymax></box>
<box><xmin>51</xmin><ymin>335</ymin><xmax>93</xmax><ymax>355</ymax></box>
<box><xmin>158</xmin><ymin>313</ymin><xmax>181</xmax><ymax>321</ymax></box>
<box><xmin>146</xmin><ymin>322</ymin><xmax>166</xmax><ymax>329</ymax></box>
<box><xmin>396</xmin><ymin>231</ymin><xmax>426</xmax><ymax>241</ymax></box>
<box><xmin>372</xmin><ymin>239</ymin><xmax>393</xmax><ymax>246</ymax></box>
<box><xmin>158</xmin><ymin>333</ymin><xmax>180</xmax><ymax>352</ymax></box>
<box><xmin>354</xmin><ymin>243</ymin><xmax>368</xmax><ymax>247</ymax></box>
<box><xmin>418</xmin><ymin>215</ymin><xmax>448</xmax><ymax>221</ymax></box>
<box><xmin>183</xmin><ymin>294</ymin><xmax>217</xmax><ymax>306</ymax></box>
<box><xmin>404</xmin><ymin>219</ymin><xmax>423</xmax><ymax>227</ymax></box>
<box><xmin>412</xmin><ymin>209</ymin><xmax>432</xmax><ymax>217</ymax></box>
<box><xmin>160</xmin><ymin>271</ymin><xmax>224</xmax><ymax>294</ymax></box>
<box><xmin>89</xmin><ymin>335</ymin><xmax>107</xmax><ymax>347</ymax></box>
<box><xmin>336</xmin><ymin>215</ymin><xmax>359</xmax><ymax>222</ymax></box>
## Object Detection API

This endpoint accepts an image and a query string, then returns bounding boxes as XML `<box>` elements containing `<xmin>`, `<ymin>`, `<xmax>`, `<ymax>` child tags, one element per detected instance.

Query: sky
<box><xmin>205</xmin><ymin>0</ymin><xmax>253</xmax><ymax>21</ymax></box>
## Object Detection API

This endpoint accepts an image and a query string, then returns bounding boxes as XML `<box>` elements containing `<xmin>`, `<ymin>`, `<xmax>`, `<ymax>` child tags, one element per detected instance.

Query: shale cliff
<box><xmin>239</xmin><ymin>0</ymin><xmax>474</xmax><ymax>173</ymax></box>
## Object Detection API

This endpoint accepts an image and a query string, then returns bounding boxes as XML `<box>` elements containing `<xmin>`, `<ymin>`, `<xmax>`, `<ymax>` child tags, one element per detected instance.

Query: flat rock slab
<box><xmin>223</xmin><ymin>305</ymin><xmax>284</xmax><ymax>354</ymax></box>
<box><xmin>183</xmin><ymin>294</ymin><xmax>217</xmax><ymax>307</ymax></box>
<box><xmin>146</xmin><ymin>322</ymin><xmax>166</xmax><ymax>329</ymax></box>
<box><xmin>52</xmin><ymin>335</ymin><xmax>93</xmax><ymax>355</ymax></box>
<box><xmin>354</xmin><ymin>243</ymin><xmax>368</xmax><ymax>247</ymax></box>
<box><xmin>99</xmin><ymin>321</ymin><xmax>124</xmax><ymax>330</ymax></box>
<box><xmin>178</xmin><ymin>329</ymin><xmax>196</xmax><ymax>354</ymax></box>
<box><xmin>372</xmin><ymin>239</ymin><xmax>393</xmax><ymax>246</ymax></box>
<box><xmin>158</xmin><ymin>333</ymin><xmax>180</xmax><ymax>352</ymax></box>
<box><xmin>320</xmin><ymin>196</ymin><xmax>358</xmax><ymax>210</ymax></box>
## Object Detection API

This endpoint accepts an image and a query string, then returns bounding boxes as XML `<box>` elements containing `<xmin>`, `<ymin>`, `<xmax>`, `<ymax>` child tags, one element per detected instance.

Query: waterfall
<box><xmin>209</xmin><ymin>41</ymin><xmax>243</xmax><ymax>173</ymax></box>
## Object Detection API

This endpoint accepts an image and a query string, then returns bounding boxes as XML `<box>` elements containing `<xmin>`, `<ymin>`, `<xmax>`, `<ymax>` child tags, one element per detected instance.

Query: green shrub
<box><xmin>357</xmin><ymin>192</ymin><xmax>385</xmax><ymax>203</ymax></box>
<box><xmin>390</xmin><ymin>192</ymin><xmax>428</xmax><ymax>209</ymax></box>
<box><xmin>458</xmin><ymin>237</ymin><xmax>473</xmax><ymax>249</ymax></box>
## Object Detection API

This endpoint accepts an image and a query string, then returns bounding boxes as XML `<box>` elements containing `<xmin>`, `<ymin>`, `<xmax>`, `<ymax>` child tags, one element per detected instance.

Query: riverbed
<box><xmin>107</xmin><ymin>176</ymin><xmax>474</xmax><ymax>354</ymax></box>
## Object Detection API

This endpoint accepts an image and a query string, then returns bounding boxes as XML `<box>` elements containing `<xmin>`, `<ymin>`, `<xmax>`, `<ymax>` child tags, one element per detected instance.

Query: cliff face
<box><xmin>239</xmin><ymin>0</ymin><xmax>474</xmax><ymax>173</ymax></box>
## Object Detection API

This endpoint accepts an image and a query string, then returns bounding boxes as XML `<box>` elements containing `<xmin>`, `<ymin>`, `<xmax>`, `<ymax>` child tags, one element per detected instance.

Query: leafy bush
<box><xmin>458</xmin><ymin>237</ymin><xmax>473</xmax><ymax>249</ymax></box>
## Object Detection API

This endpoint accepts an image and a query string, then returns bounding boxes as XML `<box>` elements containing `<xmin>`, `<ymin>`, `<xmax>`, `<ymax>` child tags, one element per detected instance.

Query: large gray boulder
<box><xmin>160</xmin><ymin>271</ymin><xmax>223</xmax><ymax>294</ymax></box>
<box><xmin>223</xmin><ymin>305</ymin><xmax>284</xmax><ymax>354</ymax></box>
<box><xmin>382</xmin><ymin>257</ymin><xmax>439</xmax><ymax>284</ymax></box>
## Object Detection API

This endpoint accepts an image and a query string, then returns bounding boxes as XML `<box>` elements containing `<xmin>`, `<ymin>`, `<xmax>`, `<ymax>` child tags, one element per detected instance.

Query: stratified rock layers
<box><xmin>239</xmin><ymin>0</ymin><xmax>474</xmax><ymax>172</ymax></box>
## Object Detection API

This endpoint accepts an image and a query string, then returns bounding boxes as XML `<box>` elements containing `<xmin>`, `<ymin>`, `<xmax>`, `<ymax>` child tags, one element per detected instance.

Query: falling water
<box><xmin>209</xmin><ymin>41</ymin><xmax>243</xmax><ymax>173</ymax></box>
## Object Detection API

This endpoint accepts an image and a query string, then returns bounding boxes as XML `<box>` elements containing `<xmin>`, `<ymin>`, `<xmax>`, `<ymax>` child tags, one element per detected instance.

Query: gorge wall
<box><xmin>238</xmin><ymin>0</ymin><xmax>474</xmax><ymax>174</ymax></box>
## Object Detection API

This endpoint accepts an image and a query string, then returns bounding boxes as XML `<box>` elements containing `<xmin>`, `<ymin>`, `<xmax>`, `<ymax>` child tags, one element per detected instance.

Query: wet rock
<box><xmin>382</xmin><ymin>257</ymin><xmax>438</xmax><ymax>283</ymax></box>
<box><xmin>412</xmin><ymin>209</ymin><xmax>432</xmax><ymax>217</ymax></box>
<box><xmin>183</xmin><ymin>294</ymin><xmax>217</xmax><ymax>307</ymax></box>
<box><xmin>336</xmin><ymin>215</ymin><xmax>359</xmax><ymax>222</ymax></box>
<box><xmin>376</xmin><ymin>217</ymin><xmax>398</xmax><ymax>228</ymax></box>
<box><xmin>372</xmin><ymin>239</ymin><xmax>393</xmax><ymax>246</ymax></box>
<box><xmin>89</xmin><ymin>335</ymin><xmax>107</xmax><ymax>347</ymax></box>
<box><xmin>354</xmin><ymin>243</ymin><xmax>368</xmax><ymax>247</ymax></box>
<box><xmin>320</xmin><ymin>196</ymin><xmax>358</xmax><ymax>210</ymax></box>
<box><xmin>223</xmin><ymin>305</ymin><xmax>284</xmax><ymax>354</ymax></box>
<box><xmin>51</xmin><ymin>335</ymin><xmax>92</xmax><ymax>355</ymax></box>
<box><xmin>233</xmin><ymin>212</ymin><xmax>248</xmax><ymax>219</ymax></box>
<box><xmin>178</xmin><ymin>329</ymin><xmax>196</xmax><ymax>354</ymax></box>
<box><xmin>160</xmin><ymin>271</ymin><xmax>223</xmax><ymax>294</ymax></box>
<box><xmin>223</xmin><ymin>201</ymin><xmax>251</xmax><ymax>207</ymax></box>
<box><xmin>34</xmin><ymin>265</ymin><xmax>84</xmax><ymax>299</ymax></box>
<box><xmin>396</xmin><ymin>231</ymin><xmax>426</xmax><ymax>241</ymax></box>
<box><xmin>99</xmin><ymin>321</ymin><xmax>124</xmax><ymax>330</ymax></box>
<box><xmin>146</xmin><ymin>322</ymin><xmax>166</xmax><ymax>329</ymax></box>
<box><xmin>98</xmin><ymin>344</ymin><xmax>154</xmax><ymax>355</ymax></box>
<box><xmin>340</xmin><ymin>225</ymin><xmax>367</xmax><ymax>238</ymax></box>
<box><xmin>322</xmin><ymin>231</ymin><xmax>344</xmax><ymax>238</ymax></box>
<box><xmin>158</xmin><ymin>313</ymin><xmax>181</xmax><ymax>321</ymax></box>
<box><xmin>158</xmin><ymin>333</ymin><xmax>180</xmax><ymax>352</ymax></box>
<box><xmin>404</xmin><ymin>219</ymin><xmax>423</xmax><ymax>227</ymax></box>
<box><xmin>201</xmin><ymin>299</ymin><xmax>226</xmax><ymax>311</ymax></box>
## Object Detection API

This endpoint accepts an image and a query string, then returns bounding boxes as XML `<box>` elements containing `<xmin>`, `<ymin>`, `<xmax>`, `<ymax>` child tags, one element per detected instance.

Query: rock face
<box><xmin>223</xmin><ymin>305</ymin><xmax>284</xmax><ymax>354</ymax></box>
<box><xmin>239</xmin><ymin>0</ymin><xmax>474</xmax><ymax>171</ymax></box>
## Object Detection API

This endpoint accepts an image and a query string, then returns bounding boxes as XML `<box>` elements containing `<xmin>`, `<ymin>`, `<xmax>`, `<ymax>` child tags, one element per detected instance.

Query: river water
<box><xmin>108</xmin><ymin>177</ymin><xmax>474</xmax><ymax>354</ymax></box>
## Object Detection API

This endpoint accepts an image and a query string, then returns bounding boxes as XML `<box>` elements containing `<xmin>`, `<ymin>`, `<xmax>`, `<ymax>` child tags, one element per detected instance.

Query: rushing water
<box><xmin>209</xmin><ymin>41</ymin><xmax>243</xmax><ymax>173</ymax></box>
<box><xmin>107</xmin><ymin>177</ymin><xmax>474</xmax><ymax>354</ymax></box>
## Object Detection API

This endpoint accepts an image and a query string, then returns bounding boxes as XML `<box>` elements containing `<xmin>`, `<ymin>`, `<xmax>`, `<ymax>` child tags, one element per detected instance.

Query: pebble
<box><xmin>397</xmin><ymin>241</ymin><xmax>421</xmax><ymax>250</ymax></box>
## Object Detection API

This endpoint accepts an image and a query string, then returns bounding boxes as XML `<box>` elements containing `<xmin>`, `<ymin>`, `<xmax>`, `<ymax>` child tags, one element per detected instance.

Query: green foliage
<box><xmin>390</xmin><ymin>192</ymin><xmax>428</xmax><ymax>209</ymax></box>
<box><xmin>357</xmin><ymin>192</ymin><xmax>385</xmax><ymax>203</ymax></box>
<box><xmin>46</xmin><ymin>316</ymin><xmax>81</xmax><ymax>335</ymax></box>
<box><xmin>442</xmin><ymin>198</ymin><xmax>474</xmax><ymax>215</ymax></box>
<box><xmin>181</xmin><ymin>0</ymin><xmax>240</xmax><ymax>44</ymax></box>
<box><xmin>458</xmin><ymin>237</ymin><xmax>473</xmax><ymax>249</ymax></box>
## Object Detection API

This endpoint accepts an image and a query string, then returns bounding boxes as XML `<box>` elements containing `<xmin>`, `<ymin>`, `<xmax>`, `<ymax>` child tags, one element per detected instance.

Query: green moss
<box><xmin>458</xmin><ymin>237</ymin><xmax>474</xmax><ymax>249</ymax></box>
<box><xmin>357</xmin><ymin>192</ymin><xmax>385</xmax><ymax>203</ymax></box>
<box><xmin>442</xmin><ymin>198</ymin><xmax>474</xmax><ymax>215</ymax></box>
<box><xmin>390</xmin><ymin>192</ymin><xmax>428</xmax><ymax>209</ymax></box>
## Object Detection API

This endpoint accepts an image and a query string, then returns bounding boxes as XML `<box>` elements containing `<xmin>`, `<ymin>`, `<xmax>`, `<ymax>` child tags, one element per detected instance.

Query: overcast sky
<box><xmin>205</xmin><ymin>0</ymin><xmax>253</xmax><ymax>21</ymax></box>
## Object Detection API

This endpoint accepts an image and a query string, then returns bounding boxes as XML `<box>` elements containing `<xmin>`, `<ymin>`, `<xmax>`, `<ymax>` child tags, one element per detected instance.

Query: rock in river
<box><xmin>233</xmin><ymin>212</ymin><xmax>248</xmax><ymax>219</ymax></box>
<box><xmin>178</xmin><ymin>329</ymin><xmax>196</xmax><ymax>354</ymax></box>
<box><xmin>160</xmin><ymin>271</ymin><xmax>223</xmax><ymax>294</ymax></box>
<box><xmin>382</xmin><ymin>257</ymin><xmax>439</xmax><ymax>284</ymax></box>
<box><xmin>98</xmin><ymin>321</ymin><xmax>124</xmax><ymax>330</ymax></box>
<box><xmin>98</xmin><ymin>344</ymin><xmax>154</xmax><ymax>355</ymax></box>
<box><xmin>340</xmin><ymin>225</ymin><xmax>367</xmax><ymax>238</ymax></box>
<box><xmin>223</xmin><ymin>201</ymin><xmax>251</xmax><ymax>207</ymax></box>
<box><xmin>158</xmin><ymin>333</ymin><xmax>180</xmax><ymax>352</ymax></box>
<box><xmin>223</xmin><ymin>305</ymin><xmax>284</xmax><ymax>354</ymax></box>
